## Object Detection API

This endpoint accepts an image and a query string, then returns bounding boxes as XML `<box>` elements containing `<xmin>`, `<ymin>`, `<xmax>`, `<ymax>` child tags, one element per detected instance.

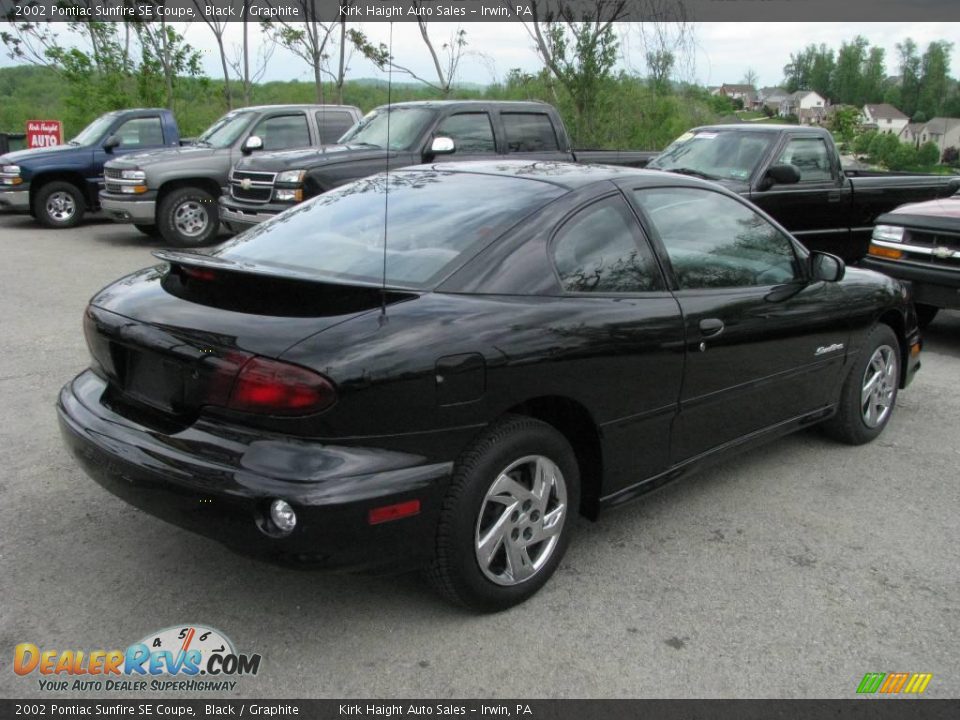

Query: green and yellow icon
<box><xmin>857</xmin><ymin>672</ymin><xmax>933</xmax><ymax>694</ymax></box>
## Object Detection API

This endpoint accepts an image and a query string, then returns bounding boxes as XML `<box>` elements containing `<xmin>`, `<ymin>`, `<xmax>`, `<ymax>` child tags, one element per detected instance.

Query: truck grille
<box><xmin>900</xmin><ymin>229</ymin><xmax>960</xmax><ymax>268</ymax></box>
<box><xmin>104</xmin><ymin>167</ymin><xmax>123</xmax><ymax>180</ymax></box>
<box><xmin>230</xmin><ymin>170</ymin><xmax>276</xmax><ymax>204</ymax></box>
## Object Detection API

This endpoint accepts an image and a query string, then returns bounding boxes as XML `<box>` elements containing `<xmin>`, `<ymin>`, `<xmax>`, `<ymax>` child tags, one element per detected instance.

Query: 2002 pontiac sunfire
<box><xmin>58</xmin><ymin>161</ymin><xmax>921</xmax><ymax>610</ymax></box>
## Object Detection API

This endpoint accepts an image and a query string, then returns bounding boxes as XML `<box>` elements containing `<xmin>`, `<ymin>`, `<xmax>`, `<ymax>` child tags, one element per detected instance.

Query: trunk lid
<box><xmin>86</xmin><ymin>254</ymin><xmax>414</xmax><ymax>421</ymax></box>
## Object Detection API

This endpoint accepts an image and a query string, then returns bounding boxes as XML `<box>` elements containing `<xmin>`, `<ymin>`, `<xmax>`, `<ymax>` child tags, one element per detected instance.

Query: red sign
<box><xmin>26</xmin><ymin>120</ymin><xmax>63</xmax><ymax>149</ymax></box>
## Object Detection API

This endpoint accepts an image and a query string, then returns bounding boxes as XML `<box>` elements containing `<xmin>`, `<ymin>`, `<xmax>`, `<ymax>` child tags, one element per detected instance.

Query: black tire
<box><xmin>157</xmin><ymin>187</ymin><xmax>219</xmax><ymax>247</ymax></box>
<box><xmin>822</xmin><ymin>324</ymin><xmax>900</xmax><ymax>445</ymax></box>
<box><xmin>425</xmin><ymin>415</ymin><xmax>580</xmax><ymax>611</ymax></box>
<box><xmin>915</xmin><ymin>304</ymin><xmax>939</xmax><ymax>329</ymax></box>
<box><xmin>134</xmin><ymin>223</ymin><xmax>161</xmax><ymax>238</ymax></box>
<box><xmin>33</xmin><ymin>181</ymin><xmax>85</xmax><ymax>228</ymax></box>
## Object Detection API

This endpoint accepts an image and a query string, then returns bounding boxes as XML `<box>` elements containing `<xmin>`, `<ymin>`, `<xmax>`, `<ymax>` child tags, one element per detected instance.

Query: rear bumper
<box><xmin>99</xmin><ymin>192</ymin><xmax>157</xmax><ymax>224</ymax></box>
<box><xmin>0</xmin><ymin>188</ymin><xmax>30</xmax><ymax>211</ymax></box>
<box><xmin>58</xmin><ymin>370</ymin><xmax>452</xmax><ymax>571</ymax></box>
<box><xmin>861</xmin><ymin>257</ymin><xmax>960</xmax><ymax>310</ymax></box>
<box><xmin>219</xmin><ymin>197</ymin><xmax>285</xmax><ymax>227</ymax></box>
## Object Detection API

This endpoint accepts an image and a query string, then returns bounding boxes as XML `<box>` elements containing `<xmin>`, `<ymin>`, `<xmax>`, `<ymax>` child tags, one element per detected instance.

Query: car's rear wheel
<box><xmin>34</xmin><ymin>181</ymin><xmax>85</xmax><ymax>228</ymax></box>
<box><xmin>426</xmin><ymin>415</ymin><xmax>579</xmax><ymax>611</ymax></box>
<box><xmin>158</xmin><ymin>187</ymin><xmax>219</xmax><ymax>247</ymax></box>
<box><xmin>915</xmin><ymin>304</ymin><xmax>939</xmax><ymax>329</ymax></box>
<box><xmin>823</xmin><ymin>324</ymin><xmax>900</xmax><ymax>445</ymax></box>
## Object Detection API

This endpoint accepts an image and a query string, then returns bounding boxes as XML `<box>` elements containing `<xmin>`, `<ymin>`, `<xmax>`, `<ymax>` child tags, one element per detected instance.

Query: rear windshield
<box><xmin>212</xmin><ymin>170</ymin><xmax>565</xmax><ymax>288</ymax></box>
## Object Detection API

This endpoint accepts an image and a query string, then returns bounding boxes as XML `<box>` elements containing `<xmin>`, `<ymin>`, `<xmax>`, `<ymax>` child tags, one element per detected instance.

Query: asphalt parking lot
<box><xmin>1</xmin><ymin>211</ymin><xmax>958</xmax><ymax>699</ymax></box>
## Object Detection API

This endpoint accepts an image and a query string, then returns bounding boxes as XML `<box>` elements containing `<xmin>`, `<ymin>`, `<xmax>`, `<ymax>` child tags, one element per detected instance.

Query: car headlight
<box><xmin>872</xmin><ymin>225</ymin><xmax>904</xmax><ymax>243</ymax></box>
<box><xmin>121</xmin><ymin>170</ymin><xmax>146</xmax><ymax>181</ymax></box>
<box><xmin>276</xmin><ymin>170</ymin><xmax>305</xmax><ymax>184</ymax></box>
<box><xmin>274</xmin><ymin>188</ymin><xmax>303</xmax><ymax>202</ymax></box>
<box><xmin>2</xmin><ymin>165</ymin><xmax>20</xmax><ymax>175</ymax></box>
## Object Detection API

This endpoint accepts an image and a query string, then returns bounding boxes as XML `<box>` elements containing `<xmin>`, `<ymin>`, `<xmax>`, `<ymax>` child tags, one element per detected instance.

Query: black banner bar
<box><xmin>2</xmin><ymin>0</ymin><xmax>960</xmax><ymax>23</ymax></box>
<box><xmin>2</xmin><ymin>700</ymin><xmax>960</xmax><ymax>720</ymax></box>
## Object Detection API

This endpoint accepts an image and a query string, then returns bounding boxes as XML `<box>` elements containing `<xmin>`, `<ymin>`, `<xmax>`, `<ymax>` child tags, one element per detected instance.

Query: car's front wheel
<box><xmin>34</xmin><ymin>181</ymin><xmax>85</xmax><ymax>228</ymax></box>
<box><xmin>823</xmin><ymin>324</ymin><xmax>900</xmax><ymax>445</ymax></box>
<box><xmin>426</xmin><ymin>415</ymin><xmax>579</xmax><ymax>611</ymax></box>
<box><xmin>158</xmin><ymin>187</ymin><xmax>219</xmax><ymax>247</ymax></box>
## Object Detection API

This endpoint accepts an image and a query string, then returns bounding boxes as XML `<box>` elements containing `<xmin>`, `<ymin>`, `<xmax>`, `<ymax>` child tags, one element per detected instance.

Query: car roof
<box><xmin>378</xmin><ymin>100</ymin><xmax>551</xmax><ymax>110</ymax></box>
<box><xmin>236</xmin><ymin>104</ymin><xmax>359</xmax><ymax>112</ymax></box>
<box><xmin>422</xmin><ymin>159</ymin><xmax>712</xmax><ymax>191</ymax></box>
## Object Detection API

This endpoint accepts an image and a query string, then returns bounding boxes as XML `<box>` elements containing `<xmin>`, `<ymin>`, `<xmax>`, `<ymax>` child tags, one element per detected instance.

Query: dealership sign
<box><xmin>26</xmin><ymin>120</ymin><xmax>63</xmax><ymax>148</ymax></box>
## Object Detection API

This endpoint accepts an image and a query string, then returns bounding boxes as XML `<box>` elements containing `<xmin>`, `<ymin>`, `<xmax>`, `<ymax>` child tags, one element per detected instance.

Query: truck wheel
<box><xmin>822</xmin><ymin>324</ymin><xmax>900</xmax><ymax>446</ymax></box>
<box><xmin>158</xmin><ymin>187</ymin><xmax>219</xmax><ymax>247</ymax></box>
<box><xmin>34</xmin><ymin>181</ymin><xmax>85</xmax><ymax>229</ymax></box>
<box><xmin>915</xmin><ymin>304</ymin><xmax>939</xmax><ymax>329</ymax></box>
<box><xmin>134</xmin><ymin>224</ymin><xmax>161</xmax><ymax>239</ymax></box>
<box><xmin>425</xmin><ymin>415</ymin><xmax>579</xmax><ymax>611</ymax></box>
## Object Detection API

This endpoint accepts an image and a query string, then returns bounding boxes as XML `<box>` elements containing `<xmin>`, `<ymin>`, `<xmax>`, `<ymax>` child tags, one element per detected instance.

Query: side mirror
<box><xmin>810</xmin><ymin>251</ymin><xmax>845</xmax><ymax>282</ymax></box>
<box><xmin>242</xmin><ymin>135</ymin><xmax>263</xmax><ymax>154</ymax></box>
<box><xmin>103</xmin><ymin>134</ymin><xmax>121</xmax><ymax>153</ymax></box>
<box><xmin>429</xmin><ymin>136</ymin><xmax>455</xmax><ymax>156</ymax></box>
<box><xmin>767</xmin><ymin>163</ymin><xmax>801</xmax><ymax>186</ymax></box>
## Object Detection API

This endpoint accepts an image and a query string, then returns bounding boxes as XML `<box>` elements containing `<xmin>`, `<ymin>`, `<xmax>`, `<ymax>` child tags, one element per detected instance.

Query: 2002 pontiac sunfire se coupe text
<box><xmin>58</xmin><ymin>161</ymin><xmax>921</xmax><ymax>610</ymax></box>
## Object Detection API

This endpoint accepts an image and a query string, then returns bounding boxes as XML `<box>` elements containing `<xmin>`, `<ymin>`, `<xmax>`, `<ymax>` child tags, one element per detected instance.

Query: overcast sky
<box><xmin>2</xmin><ymin>22</ymin><xmax>959</xmax><ymax>91</ymax></box>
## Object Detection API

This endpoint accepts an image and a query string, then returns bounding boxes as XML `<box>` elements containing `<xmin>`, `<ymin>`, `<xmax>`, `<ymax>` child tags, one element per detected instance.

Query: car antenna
<box><xmin>379</xmin><ymin>21</ymin><xmax>394</xmax><ymax>326</ymax></box>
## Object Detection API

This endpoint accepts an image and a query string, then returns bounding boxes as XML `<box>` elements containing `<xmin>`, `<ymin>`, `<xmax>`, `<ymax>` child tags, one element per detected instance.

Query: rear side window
<box><xmin>552</xmin><ymin>196</ymin><xmax>662</xmax><ymax>293</ymax></box>
<box><xmin>435</xmin><ymin>113</ymin><xmax>496</xmax><ymax>153</ymax></box>
<box><xmin>775</xmin><ymin>137</ymin><xmax>833</xmax><ymax>182</ymax></box>
<box><xmin>502</xmin><ymin>113</ymin><xmax>560</xmax><ymax>152</ymax></box>
<box><xmin>315</xmin><ymin>111</ymin><xmax>356</xmax><ymax>144</ymax></box>
<box><xmin>252</xmin><ymin>114</ymin><xmax>311</xmax><ymax>151</ymax></box>
<box><xmin>114</xmin><ymin>117</ymin><xmax>164</xmax><ymax>147</ymax></box>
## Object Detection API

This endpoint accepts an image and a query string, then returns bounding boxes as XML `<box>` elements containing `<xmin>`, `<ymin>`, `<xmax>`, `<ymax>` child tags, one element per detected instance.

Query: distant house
<box><xmin>756</xmin><ymin>86</ymin><xmax>789</xmax><ymax>112</ymax></box>
<box><xmin>718</xmin><ymin>83</ymin><xmax>757</xmax><ymax>106</ymax></box>
<box><xmin>862</xmin><ymin>104</ymin><xmax>909</xmax><ymax>136</ymax></box>
<box><xmin>779</xmin><ymin>91</ymin><xmax>828</xmax><ymax>124</ymax></box>
<box><xmin>916</xmin><ymin>117</ymin><xmax>960</xmax><ymax>155</ymax></box>
<box><xmin>899</xmin><ymin>122</ymin><xmax>925</xmax><ymax>147</ymax></box>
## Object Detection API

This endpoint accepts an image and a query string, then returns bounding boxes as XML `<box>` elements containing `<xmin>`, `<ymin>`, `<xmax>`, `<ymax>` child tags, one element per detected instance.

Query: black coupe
<box><xmin>59</xmin><ymin>161</ymin><xmax>921</xmax><ymax>610</ymax></box>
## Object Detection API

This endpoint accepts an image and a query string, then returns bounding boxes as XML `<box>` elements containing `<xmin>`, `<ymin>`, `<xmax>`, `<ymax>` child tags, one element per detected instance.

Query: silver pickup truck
<box><xmin>100</xmin><ymin>104</ymin><xmax>361</xmax><ymax>246</ymax></box>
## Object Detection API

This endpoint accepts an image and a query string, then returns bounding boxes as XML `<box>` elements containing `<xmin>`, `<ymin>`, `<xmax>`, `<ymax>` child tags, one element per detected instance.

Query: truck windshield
<box><xmin>649</xmin><ymin>130</ymin><xmax>776</xmax><ymax>182</ymax></box>
<box><xmin>70</xmin><ymin>114</ymin><xmax>119</xmax><ymax>146</ymax></box>
<box><xmin>212</xmin><ymin>169</ymin><xmax>564</xmax><ymax>288</ymax></box>
<box><xmin>197</xmin><ymin>112</ymin><xmax>254</xmax><ymax>148</ymax></box>
<box><xmin>338</xmin><ymin>107</ymin><xmax>435</xmax><ymax>151</ymax></box>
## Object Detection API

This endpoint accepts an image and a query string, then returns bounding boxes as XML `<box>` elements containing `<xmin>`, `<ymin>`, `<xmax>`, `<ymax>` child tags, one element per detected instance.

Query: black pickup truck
<box><xmin>648</xmin><ymin>124</ymin><xmax>960</xmax><ymax>262</ymax></box>
<box><xmin>219</xmin><ymin>100</ymin><xmax>657</xmax><ymax>230</ymax></box>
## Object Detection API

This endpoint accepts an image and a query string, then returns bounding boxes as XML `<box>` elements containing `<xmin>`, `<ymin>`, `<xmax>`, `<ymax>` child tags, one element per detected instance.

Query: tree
<box><xmin>861</xmin><ymin>46</ymin><xmax>886</xmax><ymax>104</ymax></box>
<box><xmin>131</xmin><ymin>12</ymin><xmax>203</xmax><ymax>111</ymax></box>
<box><xmin>192</xmin><ymin>1</ymin><xmax>232</xmax><ymax>108</ymax></box>
<box><xmin>261</xmin><ymin>2</ymin><xmax>337</xmax><ymax>103</ymax></box>
<box><xmin>896</xmin><ymin>38</ymin><xmax>921</xmax><ymax>117</ymax></box>
<box><xmin>829</xmin><ymin>106</ymin><xmax>861</xmax><ymax>149</ymax></box>
<box><xmin>646</xmin><ymin>50</ymin><xmax>674</xmax><ymax>94</ymax></box>
<box><xmin>832</xmin><ymin>36</ymin><xmax>868</xmax><ymax>105</ymax></box>
<box><xmin>918</xmin><ymin>41</ymin><xmax>953</xmax><ymax>120</ymax></box>
<box><xmin>917</xmin><ymin>141</ymin><xmax>940</xmax><ymax>167</ymax></box>
<box><xmin>742</xmin><ymin>68</ymin><xmax>758</xmax><ymax>89</ymax></box>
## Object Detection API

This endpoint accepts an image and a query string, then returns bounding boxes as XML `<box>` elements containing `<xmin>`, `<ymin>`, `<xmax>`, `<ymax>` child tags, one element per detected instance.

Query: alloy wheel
<box><xmin>474</xmin><ymin>454</ymin><xmax>567</xmax><ymax>586</ymax></box>
<box><xmin>46</xmin><ymin>191</ymin><xmax>76</xmax><ymax>223</ymax></box>
<box><xmin>173</xmin><ymin>201</ymin><xmax>210</xmax><ymax>238</ymax></box>
<box><xmin>861</xmin><ymin>344</ymin><xmax>897</xmax><ymax>428</ymax></box>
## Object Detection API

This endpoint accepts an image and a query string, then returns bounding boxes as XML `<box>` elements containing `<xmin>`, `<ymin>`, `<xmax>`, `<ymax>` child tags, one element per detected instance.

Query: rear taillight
<box><xmin>226</xmin><ymin>357</ymin><xmax>336</xmax><ymax>416</ymax></box>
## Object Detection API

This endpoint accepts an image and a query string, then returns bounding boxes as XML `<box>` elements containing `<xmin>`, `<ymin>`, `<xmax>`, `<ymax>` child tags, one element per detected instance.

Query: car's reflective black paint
<box><xmin>59</xmin><ymin>161</ymin><xmax>921</xmax><ymax>578</ymax></box>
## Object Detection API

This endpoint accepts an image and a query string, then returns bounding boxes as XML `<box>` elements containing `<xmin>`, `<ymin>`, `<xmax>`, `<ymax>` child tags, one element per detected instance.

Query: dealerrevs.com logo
<box><xmin>14</xmin><ymin>625</ymin><xmax>262</xmax><ymax>692</ymax></box>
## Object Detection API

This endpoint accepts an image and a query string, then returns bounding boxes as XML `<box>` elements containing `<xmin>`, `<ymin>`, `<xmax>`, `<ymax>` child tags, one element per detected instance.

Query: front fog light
<box><xmin>270</xmin><ymin>499</ymin><xmax>297</xmax><ymax>533</ymax></box>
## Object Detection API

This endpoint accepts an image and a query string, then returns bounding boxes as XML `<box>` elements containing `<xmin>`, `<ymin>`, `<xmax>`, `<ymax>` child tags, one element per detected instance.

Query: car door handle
<box><xmin>827</xmin><ymin>191</ymin><xmax>843</xmax><ymax>203</ymax></box>
<box><xmin>699</xmin><ymin>318</ymin><xmax>725</xmax><ymax>338</ymax></box>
